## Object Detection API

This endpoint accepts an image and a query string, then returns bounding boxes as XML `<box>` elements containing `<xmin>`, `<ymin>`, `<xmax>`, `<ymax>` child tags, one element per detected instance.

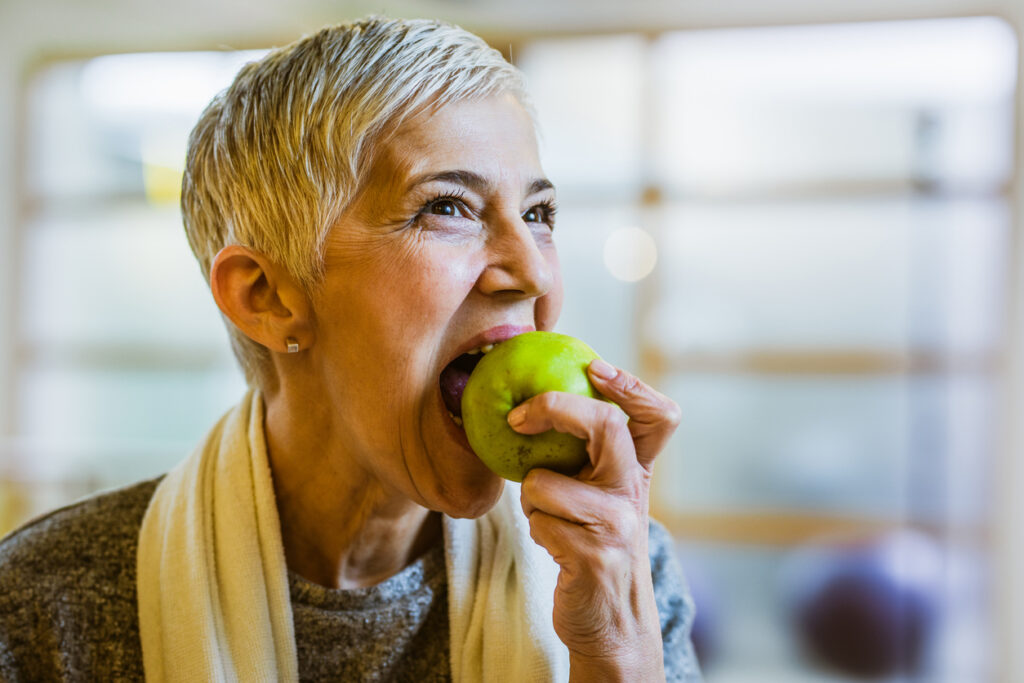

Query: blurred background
<box><xmin>1</xmin><ymin>0</ymin><xmax>1022</xmax><ymax>681</ymax></box>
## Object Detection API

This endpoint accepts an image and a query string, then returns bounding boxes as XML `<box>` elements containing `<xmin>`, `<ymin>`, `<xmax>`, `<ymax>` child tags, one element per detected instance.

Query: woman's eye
<box><xmin>523</xmin><ymin>203</ymin><xmax>555</xmax><ymax>226</ymax></box>
<box><xmin>429</xmin><ymin>200</ymin><xmax>459</xmax><ymax>216</ymax></box>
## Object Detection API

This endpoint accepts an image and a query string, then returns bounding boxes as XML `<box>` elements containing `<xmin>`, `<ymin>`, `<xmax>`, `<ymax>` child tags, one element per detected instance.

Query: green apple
<box><xmin>461</xmin><ymin>331</ymin><xmax>603</xmax><ymax>482</ymax></box>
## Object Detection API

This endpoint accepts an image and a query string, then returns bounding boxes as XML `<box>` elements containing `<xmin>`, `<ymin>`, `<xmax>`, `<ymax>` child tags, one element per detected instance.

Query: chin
<box><xmin>428</xmin><ymin>469</ymin><xmax>506</xmax><ymax>519</ymax></box>
<box><xmin>421</xmin><ymin>403</ymin><xmax>507</xmax><ymax>518</ymax></box>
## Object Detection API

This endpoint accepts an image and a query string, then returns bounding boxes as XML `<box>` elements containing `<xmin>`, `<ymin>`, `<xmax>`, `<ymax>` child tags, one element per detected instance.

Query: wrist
<box><xmin>569</xmin><ymin>650</ymin><xmax>665</xmax><ymax>683</ymax></box>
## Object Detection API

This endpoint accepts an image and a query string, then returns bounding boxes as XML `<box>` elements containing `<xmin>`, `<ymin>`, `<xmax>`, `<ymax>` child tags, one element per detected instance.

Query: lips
<box><xmin>438</xmin><ymin>324</ymin><xmax>534</xmax><ymax>424</ymax></box>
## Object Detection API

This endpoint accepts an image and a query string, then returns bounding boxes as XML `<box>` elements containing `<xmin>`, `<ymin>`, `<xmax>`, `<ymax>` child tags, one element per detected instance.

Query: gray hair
<box><xmin>181</xmin><ymin>17</ymin><xmax>529</xmax><ymax>385</ymax></box>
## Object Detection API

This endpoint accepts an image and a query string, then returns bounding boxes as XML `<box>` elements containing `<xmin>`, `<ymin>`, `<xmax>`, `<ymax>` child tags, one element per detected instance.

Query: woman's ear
<box><xmin>210</xmin><ymin>245</ymin><xmax>314</xmax><ymax>353</ymax></box>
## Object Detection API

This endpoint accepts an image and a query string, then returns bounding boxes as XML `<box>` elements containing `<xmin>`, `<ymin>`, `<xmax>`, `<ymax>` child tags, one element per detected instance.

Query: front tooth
<box><xmin>452</xmin><ymin>415</ymin><xmax>463</xmax><ymax>427</ymax></box>
<box><xmin>466</xmin><ymin>348</ymin><xmax>481</xmax><ymax>355</ymax></box>
<box><xmin>480</xmin><ymin>344</ymin><xmax>494</xmax><ymax>353</ymax></box>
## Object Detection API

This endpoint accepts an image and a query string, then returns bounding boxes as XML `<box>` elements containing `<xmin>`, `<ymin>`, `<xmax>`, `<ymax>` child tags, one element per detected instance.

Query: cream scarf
<box><xmin>137</xmin><ymin>389</ymin><xmax>569</xmax><ymax>682</ymax></box>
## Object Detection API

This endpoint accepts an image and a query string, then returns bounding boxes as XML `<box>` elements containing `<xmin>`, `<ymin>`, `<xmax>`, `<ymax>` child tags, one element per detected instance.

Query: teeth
<box><xmin>446</xmin><ymin>410</ymin><xmax>464</xmax><ymax>427</ymax></box>
<box><xmin>464</xmin><ymin>343</ymin><xmax>496</xmax><ymax>356</ymax></box>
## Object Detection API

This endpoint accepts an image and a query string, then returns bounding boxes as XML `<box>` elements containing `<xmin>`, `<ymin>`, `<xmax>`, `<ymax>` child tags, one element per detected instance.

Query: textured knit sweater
<box><xmin>0</xmin><ymin>477</ymin><xmax>702</xmax><ymax>682</ymax></box>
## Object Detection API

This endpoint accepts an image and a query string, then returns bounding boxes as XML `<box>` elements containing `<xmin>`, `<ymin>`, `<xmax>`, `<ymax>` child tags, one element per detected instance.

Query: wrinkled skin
<box><xmin>211</xmin><ymin>93</ymin><xmax>682</xmax><ymax>681</ymax></box>
<box><xmin>512</xmin><ymin>359</ymin><xmax>680</xmax><ymax>680</ymax></box>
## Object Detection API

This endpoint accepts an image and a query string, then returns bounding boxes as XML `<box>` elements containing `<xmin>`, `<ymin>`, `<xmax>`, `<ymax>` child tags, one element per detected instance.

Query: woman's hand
<box><xmin>507</xmin><ymin>358</ymin><xmax>681</xmax><ymax>682</ymax></box>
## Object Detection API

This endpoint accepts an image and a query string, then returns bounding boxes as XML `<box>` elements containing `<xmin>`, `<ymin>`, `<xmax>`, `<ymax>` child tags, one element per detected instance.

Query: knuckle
<box><xmin>614</xmin><ymin>513</ymin><xmax>641</xmax><ymax>544</ymax></box>
<box><xmin>585</xmin><ymin>541</ymin><xmax>632</xmax><ymax>580</ymax></box>
<box><xmin>616</xmin><ymin>483</ymin><xmax>644</xmax><ymax>513</ymax></box>
<box><xmin>535</xmin><ymin>391</ymin><xmax>563</xmax><ymax>413</ymax></box>
<box><xmin>618</xmin><ymin>372</ymin><xmax>644</xmax><ymax>395</ymax></box>
<box><xmin>521</xmin><ymin>472</ymin><xmax>535</xmax><ymax>497</ymax></box>
<box><xmin>521</xmin><ymin>469</ymin><xmax>543</xmax><ymax>498</ymax></box>
<box><xmin>664</xmin><ymin>399</ymin><xmax>682</xmax><ymax>427</ymax></box>
<box><xmin>585</xmin><ymin>548</ymin><xmax>618</xmax><ymax>578</ymax></box>
<box><xmin>527</xmin><ymin>515</ymin><xmax>544</xmax><ymax>543</ymax></box>
<box><xmin>598</xmin><ymin>403</ymin><xmax>628</xmax><ymax>431</ymax></box>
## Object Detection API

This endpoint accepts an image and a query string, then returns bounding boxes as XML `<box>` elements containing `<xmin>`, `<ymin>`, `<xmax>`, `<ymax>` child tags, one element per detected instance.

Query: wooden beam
<box><xmin>650</xmin><ymin>506</ymin><xmax>975</xmax><ymax>547</ymax></box>
<box><xmin>641</xmin><ymin>347</ymin><xmax>998</xmax><ymax>376</ymax></box>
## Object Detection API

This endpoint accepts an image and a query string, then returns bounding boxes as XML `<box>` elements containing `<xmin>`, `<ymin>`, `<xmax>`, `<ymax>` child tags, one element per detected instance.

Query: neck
<box><xmin>262</xmin><ymin>389</ymin><xmax>442</xmax><ymax>590</ymax></box>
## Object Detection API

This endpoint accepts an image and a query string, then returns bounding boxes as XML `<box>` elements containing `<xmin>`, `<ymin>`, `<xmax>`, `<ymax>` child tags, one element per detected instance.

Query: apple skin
<box><xmin>461</xmin><ymin>331</ymin><xmax>603</xmax><ymax>482</ymax></box>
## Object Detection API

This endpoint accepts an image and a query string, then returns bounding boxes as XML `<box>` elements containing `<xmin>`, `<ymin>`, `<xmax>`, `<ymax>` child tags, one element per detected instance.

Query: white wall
<box><xmin>999</xmin><ymin>21</ymin><xmax>1024</xmax><ymax>683</ymax></box>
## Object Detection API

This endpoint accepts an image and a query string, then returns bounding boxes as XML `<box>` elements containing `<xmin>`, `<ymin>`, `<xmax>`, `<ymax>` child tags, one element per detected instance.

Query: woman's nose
<box><xmin>476</xmin><ymin>216</ymin><xmax>554</xmax><ymax>300</ymax></box>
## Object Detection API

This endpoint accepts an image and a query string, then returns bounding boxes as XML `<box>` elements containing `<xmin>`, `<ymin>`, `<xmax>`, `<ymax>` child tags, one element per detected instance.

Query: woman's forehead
<box><xmin>374</xmin><ymin>95</ymin><xmax>544</xmax><ymax>190</ymax></box>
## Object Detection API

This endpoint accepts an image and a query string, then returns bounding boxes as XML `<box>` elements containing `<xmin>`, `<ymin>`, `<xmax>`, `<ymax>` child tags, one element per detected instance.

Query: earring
<box><xmin>286</xmin><ymin>337</ymin><xmax>299</xmax><ymax>353</ymax></box>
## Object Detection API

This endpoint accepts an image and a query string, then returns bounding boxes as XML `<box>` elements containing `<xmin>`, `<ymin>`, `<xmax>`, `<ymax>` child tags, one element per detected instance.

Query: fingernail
<box><xmin>590</xmin><ymin>358</ymin><xmax>617</xmax><ymax>380</ymax></box>
<box><xmin>508</xmin><ymin>405</ymin><xmax>527</xmax><ymax>427</ymax></box>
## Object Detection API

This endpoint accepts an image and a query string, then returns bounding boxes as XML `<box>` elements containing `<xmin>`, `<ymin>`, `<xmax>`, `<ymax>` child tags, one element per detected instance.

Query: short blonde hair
<box><xmin>181</xmin><ymin>17</ymin><xmax>529</xmax><ymax>385</ymax></box>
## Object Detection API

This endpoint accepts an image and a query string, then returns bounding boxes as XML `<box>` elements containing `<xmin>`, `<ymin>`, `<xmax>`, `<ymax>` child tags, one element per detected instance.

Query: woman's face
<box><xmin>308</xmin><ymin>93</ymin><xmax>563</xmax><ymax>517</ymax></box>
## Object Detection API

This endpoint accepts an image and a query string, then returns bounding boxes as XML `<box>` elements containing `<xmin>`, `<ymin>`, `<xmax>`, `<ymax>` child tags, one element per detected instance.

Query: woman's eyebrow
<box><xmin>405</xmin><ymin>170</ymin><xmax>554</xmax><ymax>196</ymax></box>
<box><xmin>528</xmin><ymin>178</ymin><xmax>555</xmax><ymax>195</ymax></box>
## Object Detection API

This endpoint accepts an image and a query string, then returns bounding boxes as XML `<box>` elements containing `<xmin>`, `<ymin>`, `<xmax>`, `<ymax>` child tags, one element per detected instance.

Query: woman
<box><xmin>0</xmin><ymin>17</ymin><xmax>701</xmax><ymax>682</ymax></box>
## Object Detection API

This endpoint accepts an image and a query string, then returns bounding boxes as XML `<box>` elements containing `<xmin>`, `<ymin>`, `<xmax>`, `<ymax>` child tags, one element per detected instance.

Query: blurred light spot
<box><xmin>140</xmin><ymin>133</ymin><xmax>185</xmax><ymax>204</ymax></box>
<box><xmin>603</xmin><ymin>226</ymin><xmax>658</xmax><ymax>282</ymax></box>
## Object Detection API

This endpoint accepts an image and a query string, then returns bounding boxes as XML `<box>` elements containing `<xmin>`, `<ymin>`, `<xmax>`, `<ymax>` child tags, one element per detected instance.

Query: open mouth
<box><xmin>439</xmin><ymin>344</ymin><xmax>496</xmax><ymax>426</ymax></box>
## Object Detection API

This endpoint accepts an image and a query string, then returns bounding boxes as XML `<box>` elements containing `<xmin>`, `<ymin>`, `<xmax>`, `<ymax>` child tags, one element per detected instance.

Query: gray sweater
<box><xmin>0</xmin><ymin>478</ymin><xmax>702</xmax><ymax>682</ymax></box>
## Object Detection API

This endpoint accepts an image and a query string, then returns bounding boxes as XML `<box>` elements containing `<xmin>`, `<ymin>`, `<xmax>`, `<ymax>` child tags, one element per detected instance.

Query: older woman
<box><xmin>0</xmin><ymin>17</ymin><xmax>701</xmax><ymax>682</ymax></box>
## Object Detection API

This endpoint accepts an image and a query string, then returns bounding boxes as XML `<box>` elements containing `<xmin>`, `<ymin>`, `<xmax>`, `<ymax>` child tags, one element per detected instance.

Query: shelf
<box><xmin>641</xmin><ymin>347</ymin><xmax>998</xmax><ymax>377</ymax></box>
<box><xmin>650</xmin><ymin>506</ymin><xmax>981</xmax><ymax>547</ymax></box>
